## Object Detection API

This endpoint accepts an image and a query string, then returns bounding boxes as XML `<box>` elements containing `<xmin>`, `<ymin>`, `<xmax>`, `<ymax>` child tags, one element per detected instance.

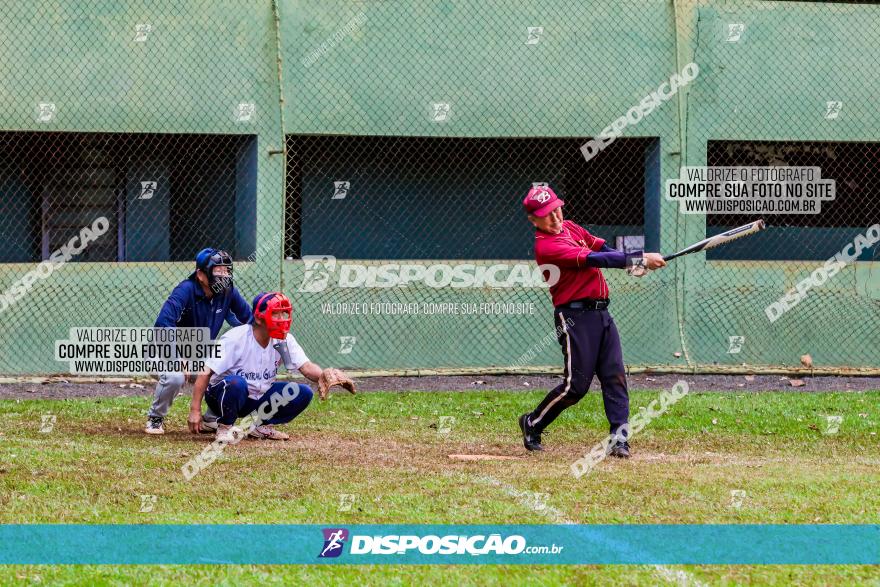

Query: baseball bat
<box><xmin>663</xmin><ymin>219</ymin><xmax>766</xmax><ymax>261</ymax></box>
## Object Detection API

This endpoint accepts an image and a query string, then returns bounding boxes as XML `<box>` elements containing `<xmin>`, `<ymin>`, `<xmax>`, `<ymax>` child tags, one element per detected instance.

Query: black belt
<box><xmin>556</xmin><ymin>298</ymin><xmax>609</xmax><ymax>311</ymax></box>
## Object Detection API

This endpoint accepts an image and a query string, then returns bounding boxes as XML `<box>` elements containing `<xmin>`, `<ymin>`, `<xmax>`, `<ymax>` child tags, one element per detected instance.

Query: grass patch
<box><xmin>1</xmin><ymin>388</ymin><xmax>878</xmax><ymax>585</ymax></box>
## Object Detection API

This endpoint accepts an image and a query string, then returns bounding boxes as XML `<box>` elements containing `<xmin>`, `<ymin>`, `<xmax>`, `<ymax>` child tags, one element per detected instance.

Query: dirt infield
<box><xmin>1</xmin><ymin>373</ymin><xmax>878</xmax><ymax>400</ymax></box>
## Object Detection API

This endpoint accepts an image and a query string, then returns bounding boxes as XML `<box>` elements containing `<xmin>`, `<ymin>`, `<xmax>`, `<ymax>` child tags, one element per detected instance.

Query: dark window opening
<box><xmin>0</xmin><ymin>132</ymin><xmax>257</xmax><ymax>263</ymax></box>
<box><xmin>707</xmin><ymin>140</ymin><xmax>880</xmax><ymax>261</ymax></box>
<box><xmin>285</xmin><ymin>135</ymin><xmax>658</xmax><ymax>259</ymax></box>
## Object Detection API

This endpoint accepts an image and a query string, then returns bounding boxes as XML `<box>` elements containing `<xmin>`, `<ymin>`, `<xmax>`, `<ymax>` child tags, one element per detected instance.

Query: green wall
<box><xmin>681</xmin><ymin>1</ymin><xmax>880</xmax><ymax>368</ymax></box>
<box><xmin>0</xmin><ymin>1</ymin><xmax>878</xmax><ymax>375</ymax></box>
<box><xmin>0</xmin><ymin>0</ymin><xmax>285</xmax><ymax>373</ymax></box>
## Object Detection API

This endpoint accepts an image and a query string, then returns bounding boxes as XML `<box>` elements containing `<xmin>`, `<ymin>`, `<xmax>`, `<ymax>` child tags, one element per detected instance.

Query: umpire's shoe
<box><xmin>144</xmin><ymin>416</ymin><xmax>164</xmax><ymax>435</ymax></box>
<box><xmin>519</xmin><ymin>414</ymin><xmax>544</xmax><ymax>451</ymax></box>
<box><xmin>610</xmin><ymin>439</ymin><xmax>631</xmax><ymax>459</ymax></box>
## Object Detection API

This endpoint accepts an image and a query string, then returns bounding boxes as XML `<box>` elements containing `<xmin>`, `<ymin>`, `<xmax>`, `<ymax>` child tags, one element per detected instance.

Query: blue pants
<box><xmin>204</xmin><ymin>376</ymin><xmax>313</xmax><ymax>426</ymax></box>
<box><xmin>528</xmin><ymin>308</ymin><xmax>629</xmax><ymax>436</ymax></box>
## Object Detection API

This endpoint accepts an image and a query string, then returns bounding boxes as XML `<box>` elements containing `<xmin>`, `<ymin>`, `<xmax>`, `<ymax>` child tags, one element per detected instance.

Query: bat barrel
<box><xmin>661</xmin><ymin>219</ymin><xmax>766</xmax><ymax>262</ymax></box>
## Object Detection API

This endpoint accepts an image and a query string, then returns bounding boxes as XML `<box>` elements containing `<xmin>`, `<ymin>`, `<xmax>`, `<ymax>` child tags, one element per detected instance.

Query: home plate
<box><xmin>448</xmin><ymin>454</ymin><xmax>521</xmax><ymax>461</ymax></box>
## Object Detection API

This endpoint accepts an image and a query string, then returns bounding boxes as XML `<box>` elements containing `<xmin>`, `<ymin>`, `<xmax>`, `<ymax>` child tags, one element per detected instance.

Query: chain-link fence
<box><xmin>0</xmin><ymin>0</ymin><xmax>878</xmax><ymax>377</ymax></box>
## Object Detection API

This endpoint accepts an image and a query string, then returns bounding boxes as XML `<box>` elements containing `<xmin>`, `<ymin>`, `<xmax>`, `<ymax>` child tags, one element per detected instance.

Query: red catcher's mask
<box><xmin>253</xmin><ymin>293</ymin><xmax>292</xmax><ymax>339</ymax></box>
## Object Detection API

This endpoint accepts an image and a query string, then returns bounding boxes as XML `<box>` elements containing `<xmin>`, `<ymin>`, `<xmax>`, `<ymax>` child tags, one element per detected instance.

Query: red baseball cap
<box><xmin>523</xmin><ymin>185</ymin><xmax>564</xmax><ymax>217</ymax></box>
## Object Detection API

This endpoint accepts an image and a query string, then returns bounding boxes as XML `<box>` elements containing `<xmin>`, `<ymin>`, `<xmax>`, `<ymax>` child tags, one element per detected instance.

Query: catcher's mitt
<box><xmin>317</xmin><ymin>368</ymin><xmax>356</xmax><ymax>401</ymax></box>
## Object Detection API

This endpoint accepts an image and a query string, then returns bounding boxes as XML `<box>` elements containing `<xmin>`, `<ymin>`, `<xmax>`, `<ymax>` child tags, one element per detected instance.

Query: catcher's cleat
<box><xmin>609</xmin><ymin>440</ymin><xmax>631</xmax><ymax>459</ymax></box>
<box><xmin>198</xmin><ymin>418</ymin><xmax>219</xmax><ymax>434</ymax></box>
<box><xmin>248</xmin><ymin>424</ymin><xmax>289</xmax><ymax>440</ymax></box>
<box><xmin>215</xmin><ymin>424</ymin><xmax>245</xmax><ymax>443</ymax></box>
<box><xmin>144</xmin><ymin>416</ymin><xmax>165</xmax><ymax>435</ymax></box>
<box><xmin>519</xmin><ymin>414</ymin><xmax>544</xmax><ymax>451</ymax></box>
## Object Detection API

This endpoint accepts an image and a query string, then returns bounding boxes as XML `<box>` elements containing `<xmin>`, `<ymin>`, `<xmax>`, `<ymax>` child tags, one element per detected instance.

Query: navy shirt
<box><xmin>154</xmin><ymin>274</ymin><xmax>252</xmax><ymax>339</ymax></box>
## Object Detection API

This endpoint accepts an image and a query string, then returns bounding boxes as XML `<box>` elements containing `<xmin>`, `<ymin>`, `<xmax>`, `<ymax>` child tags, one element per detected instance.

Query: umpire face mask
<box><xmin>201</xmin><ymin>250</ymin><xmax>234</xmax><ymax>293</ymax></box>
<box><xmin>210</xmin><ymin>263</ymin><xmax>233</xmax><ymax>293</ymax></box>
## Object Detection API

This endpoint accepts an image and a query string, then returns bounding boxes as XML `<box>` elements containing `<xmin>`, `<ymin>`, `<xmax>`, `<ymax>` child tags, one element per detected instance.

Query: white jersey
<box><xmin>206</xmin><ymin>324</ymin><xmax>309</xmax><ymax>399</ymax></box>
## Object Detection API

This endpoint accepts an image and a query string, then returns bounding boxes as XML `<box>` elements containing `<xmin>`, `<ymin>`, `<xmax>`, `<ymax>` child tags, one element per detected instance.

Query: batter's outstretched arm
<box><xmin>593</xmin><ymin>245</ymin><xmax>667</xmax><ymax>271</ymax></box>
<box><xmin>585</xmin><ymin>245</ymin><xmax>643</xmax><ymax>269</ymax></box>
<box><xmin>536</xmin><ymin>236</ymin><xmax>605</xmax><ymax>268</ymax></box>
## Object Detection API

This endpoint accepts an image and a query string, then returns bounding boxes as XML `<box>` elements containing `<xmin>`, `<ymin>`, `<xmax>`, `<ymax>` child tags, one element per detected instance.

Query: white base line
<box><xmin>450</xmin><ymin>470</ymin><xmax>708</xmax><ymax>587</ymax></box>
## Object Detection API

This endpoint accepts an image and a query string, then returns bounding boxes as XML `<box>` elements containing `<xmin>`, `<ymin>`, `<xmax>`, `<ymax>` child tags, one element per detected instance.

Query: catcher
<box><xmin>187</xmin><ymin>291</ymin><xmax>355</xmax><ymax>442</ymax></box>
<box><xmin>145</xmin><ymin>247</ymin><xmax>251</xmax><ymax>435</ymax></box>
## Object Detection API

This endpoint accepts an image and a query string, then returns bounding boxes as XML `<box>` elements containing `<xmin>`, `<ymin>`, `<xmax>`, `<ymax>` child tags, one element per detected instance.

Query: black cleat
<box><xmin>519</xmin><ymin>414</ymin><xmax>544</xmax><ymax>451</ymax></box>
<box><xmin>609</xmin><ymin>439</ymin><xmax>631</xmax><ymax>459</ymax></box>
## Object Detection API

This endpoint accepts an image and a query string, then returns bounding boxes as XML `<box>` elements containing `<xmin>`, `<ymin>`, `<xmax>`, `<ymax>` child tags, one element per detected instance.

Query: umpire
<box><xmin>144</xmin><ymin>248</ymin><xmax>252</xmax><ymax>435</ymax></box>
<box><xmin>518</xmin><ymin>186</ymin><xmax>666</xmax><ymax>457</ymax></box>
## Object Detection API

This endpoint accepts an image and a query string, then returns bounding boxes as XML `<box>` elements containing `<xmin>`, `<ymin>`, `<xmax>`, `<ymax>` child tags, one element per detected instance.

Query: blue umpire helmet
<box><xmin>195</xmin><ymin>248</ymin><xmax>234</xmax><ymax>293</ymax></box>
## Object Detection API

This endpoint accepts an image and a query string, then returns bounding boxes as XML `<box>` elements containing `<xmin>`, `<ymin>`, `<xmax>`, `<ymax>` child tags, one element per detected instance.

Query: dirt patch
<box><xmin>1</xmin><ymin>373</ymin><xmax>878</xmax><ymax>400</ymax></box>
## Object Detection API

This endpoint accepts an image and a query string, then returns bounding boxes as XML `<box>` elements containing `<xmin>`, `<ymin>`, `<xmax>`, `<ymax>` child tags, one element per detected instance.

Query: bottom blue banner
<box><xmin>0</xmin><ymin>524</ymin><xmax>877</xmax><ymax>565</ymax></box>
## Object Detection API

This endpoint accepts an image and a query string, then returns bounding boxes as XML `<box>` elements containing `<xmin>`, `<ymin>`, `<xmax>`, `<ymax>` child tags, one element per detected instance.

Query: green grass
<box><xmin>1</xmin><ymin>388</ymin><xmax>879</xmax><ymax>585</ymax></box>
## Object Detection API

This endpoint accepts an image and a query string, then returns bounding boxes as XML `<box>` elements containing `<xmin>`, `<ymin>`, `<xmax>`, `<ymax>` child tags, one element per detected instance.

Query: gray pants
<box><xmin>147</xmin><ymin>372</ymin><xmax>218</xmax><ymax>422</ymax></box>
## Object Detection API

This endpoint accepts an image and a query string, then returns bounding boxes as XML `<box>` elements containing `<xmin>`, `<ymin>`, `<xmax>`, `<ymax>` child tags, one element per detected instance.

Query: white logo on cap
<box><xmin>531</xmin><ymin>190</ymin><xmax>551</xmax><ymax>204</ymax></box>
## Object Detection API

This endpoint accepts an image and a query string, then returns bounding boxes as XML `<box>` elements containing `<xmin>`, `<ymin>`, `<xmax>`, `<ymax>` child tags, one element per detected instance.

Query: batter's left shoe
<box><xmin>519</xmin><ymin>414</ymin><xmax>544</xmax><ymax>451</ymax></box>
<box><xmin>248</xmin><ymin>424</ymin><xmax>290</xmax><ymax>440</ymax></box>
<box><xmin>609</xmin><ymin>440</ymin><xmax>631</xmax><ymax>459</ymax></box>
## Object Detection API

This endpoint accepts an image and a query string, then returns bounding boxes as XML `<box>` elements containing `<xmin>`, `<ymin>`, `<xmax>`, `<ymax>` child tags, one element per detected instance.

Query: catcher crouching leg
<box><xmin>187</xmin><ymin>291</ymin><xmax>354</xmax><ymax>442</ymax></box>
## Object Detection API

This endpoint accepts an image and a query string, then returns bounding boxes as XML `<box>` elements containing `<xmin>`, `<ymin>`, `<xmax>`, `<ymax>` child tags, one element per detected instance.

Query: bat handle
<box><xmin>662</xmin><ymin>253</ymin><xmax>680</xmax><ymax>262</ymax></box>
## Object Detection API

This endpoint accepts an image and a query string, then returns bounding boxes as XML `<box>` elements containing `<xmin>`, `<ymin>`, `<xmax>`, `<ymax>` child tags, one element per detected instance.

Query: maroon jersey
<box><xmin>534</xmin><ymin>220</ymin><xmax>609</xmax><ymax>306</ymax></box>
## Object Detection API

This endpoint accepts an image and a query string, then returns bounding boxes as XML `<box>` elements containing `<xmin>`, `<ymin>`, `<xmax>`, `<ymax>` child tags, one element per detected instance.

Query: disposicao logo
<box><xmin>318</xmin><ymin>528</ymin><xmax>349</xmax><ymax>558</ymax></box>
<box><xmin>349</xmin><ymin>533</ymin><xmax>528</xmax><ymax>555</ymax></box>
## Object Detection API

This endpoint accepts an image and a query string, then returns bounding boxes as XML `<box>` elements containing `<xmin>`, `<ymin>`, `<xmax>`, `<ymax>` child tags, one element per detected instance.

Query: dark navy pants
<box><xmin>527</xmin><ymin>308</ymin><xmax>629</xmax><ymax>436</ymax></box>
<box><xmin>205</xmin><ymin>375</ymin><xmax>313</xmax><ymax>426</ymax></box>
